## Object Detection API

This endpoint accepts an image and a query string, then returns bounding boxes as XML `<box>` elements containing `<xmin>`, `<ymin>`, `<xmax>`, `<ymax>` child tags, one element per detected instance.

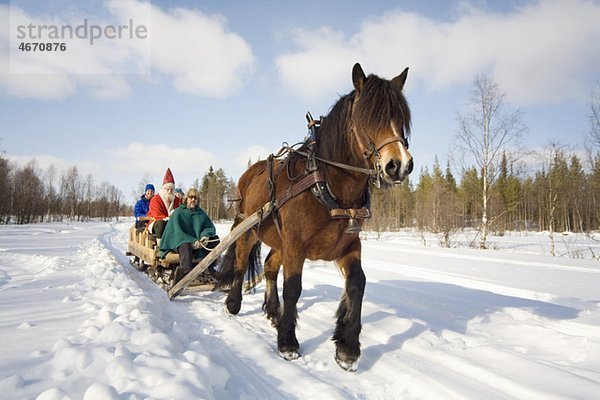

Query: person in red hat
<box><xmin>147</xmin><ymin>167</ymin><xmax>181</xmax><ymax>240</ymax></box>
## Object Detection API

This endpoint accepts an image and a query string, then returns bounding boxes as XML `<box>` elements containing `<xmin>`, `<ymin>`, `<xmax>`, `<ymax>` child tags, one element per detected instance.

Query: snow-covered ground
<box><xmin>1</xmin><ymin>220</ymin><xmax>599</xmax><ymax>399</ymax></box>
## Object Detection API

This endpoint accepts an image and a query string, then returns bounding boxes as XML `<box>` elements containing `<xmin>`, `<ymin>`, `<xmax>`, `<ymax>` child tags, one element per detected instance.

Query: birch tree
<box><xmin>538</xmin><ymin>143</ymin><xmax>567</xmax><ymax>255</ymax></box>
<box><xmin>456</xmin><ymin>74</ymin><xmax>527</xmax><ymax>248</ymax></box>
<box><xmin>589</xmin><ymin>80</ymin><xmax>600</xmax><ymax>148</ymax></box>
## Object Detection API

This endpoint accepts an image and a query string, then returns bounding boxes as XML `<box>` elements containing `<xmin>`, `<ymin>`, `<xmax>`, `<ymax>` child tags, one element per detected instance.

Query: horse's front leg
<box><xmin>333</xmin><ymin>239</ymin><xmax>366</xmax><ymax>372</ymax></box>
<box><xmin>277</xmin><ymin>250</ymin><xmax>304</xmax><ymax>360</ymax></box>
<box><xmin>262</xmin><ymin>249</ymin><xmax>282</xmax><ymax>326</ymax></box>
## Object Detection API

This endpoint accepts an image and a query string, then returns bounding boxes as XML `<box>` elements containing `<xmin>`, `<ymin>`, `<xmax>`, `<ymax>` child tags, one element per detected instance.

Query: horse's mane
<box><xmin>317</xmin><ymin>74</ymin><xmax>412</xmax><ymax>164</ymax></box>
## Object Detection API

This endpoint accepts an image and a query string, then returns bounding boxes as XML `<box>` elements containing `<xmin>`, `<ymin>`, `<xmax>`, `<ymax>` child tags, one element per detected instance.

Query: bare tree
<box><xmin>0</xmin><ymin>152</ymin><xmax>11</xmax><ymax>223</ymax></box>
<box><xmin>83</xmin><ymin>174</ymin><xmax>94</xmax><ymax>221</ymax></box>
<box><xmin>42</xmin><ymin>165</ymin><xmax>59</xmax><ymax>221</ymax></box>
<box><xmin>589</xmin><ymin>80</ymin><xmax>600</xmax><ymax>148</ymax></box>
<box><xmin>537</xmin><ymin>143</ymin><xmax>568</xmax><ymax>256</ymax></box>
<box><xmin>456</xmin><ymin>74</ymin><xmax>527</xmax><ymax>248</ymax></box>
<box><xmin>134</xmin><ymin>172</ymin><xmax>153</xmax><ymax>202</ymax></box>
<box><xmin>12</xmin><ymin>161</ymin><xmax>44</xmax><ymax>223</ymax></box>
<box><xmin>61</xmin><ymin>166</ymin><xmax>82</xmax><ymax>220</ymax></box>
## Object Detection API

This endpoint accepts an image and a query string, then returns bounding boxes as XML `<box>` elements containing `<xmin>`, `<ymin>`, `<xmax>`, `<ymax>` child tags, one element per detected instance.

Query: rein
<box><xmin>294</xmin><ymin>149</ymin><xmax>376</xmax><ymax>176</ymax></box>
<box><xmin>276</xmin><ymin>119</ymin><xmax>404</xmax><ymax>178</ymax></box>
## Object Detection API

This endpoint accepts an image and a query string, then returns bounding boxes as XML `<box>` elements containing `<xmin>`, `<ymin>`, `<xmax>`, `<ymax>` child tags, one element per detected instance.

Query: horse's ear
<box><xmin>352</xmin><ymin>63</ymin><xmax>366</xmax><ymax>93</ymax></box>
<box><xmin>391</xmin><ymin>67</ymin><xmax>409</xmax><ymax>90</ymax></box>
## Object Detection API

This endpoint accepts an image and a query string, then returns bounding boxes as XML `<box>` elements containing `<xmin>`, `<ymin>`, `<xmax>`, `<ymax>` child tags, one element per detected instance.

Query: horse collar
<box><xmin>269</xmin><ymin>113</ymin><xmax>373</xmax><ymax>235</ymax></box>
<box><xmin>274</xmin><ymin>168</ymin><xmax>371</xmax><ymax>234</ymax></box>
<box><xmin>304</xmin><ymin>114</ymin><xmax>372</xmax><ymax>231</ymax></box>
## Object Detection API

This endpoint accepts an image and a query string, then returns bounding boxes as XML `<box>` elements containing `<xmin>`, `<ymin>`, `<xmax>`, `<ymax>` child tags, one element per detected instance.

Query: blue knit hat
<box><xmin>144</xmin><ymin>183</ymin><xmax>155</xmax><ymax>192</ymax></box>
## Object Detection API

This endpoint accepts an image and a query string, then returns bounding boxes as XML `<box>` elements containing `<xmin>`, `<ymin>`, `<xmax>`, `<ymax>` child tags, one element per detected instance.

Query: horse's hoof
<box><xmin>225</xmin><ymin>300</ymin><xmax>241</xmax><ymax>315</ymax></box>
<box><xmin>279</xmin><ymin>349</ymin><xmax>300</xmax><ymax>361</ymax></box>
<box><xmin>335</xmin><ymin>354</ymin><xmax>359</xmax><ymax>372</ymax></box>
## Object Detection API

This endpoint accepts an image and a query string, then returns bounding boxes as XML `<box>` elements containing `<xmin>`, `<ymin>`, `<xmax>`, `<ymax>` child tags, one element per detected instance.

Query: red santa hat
<box><xmin>162</xmin><ymin>168</ymin><xmax>175</xmax><ymax>189</ymax></box>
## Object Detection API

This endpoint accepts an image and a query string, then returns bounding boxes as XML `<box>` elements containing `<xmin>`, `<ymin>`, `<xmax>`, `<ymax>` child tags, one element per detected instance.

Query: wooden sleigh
<box><xmin>126</xmin><ymin>203</ymin><xmax>273</xmax><ymax>299</ymax></box>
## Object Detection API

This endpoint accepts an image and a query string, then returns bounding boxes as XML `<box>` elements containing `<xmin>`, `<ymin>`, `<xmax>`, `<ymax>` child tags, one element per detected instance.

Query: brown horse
<box><xmin>217</xmin><ymin>63</ymin><xmax>413</xmax><ymax>371</ymax></box>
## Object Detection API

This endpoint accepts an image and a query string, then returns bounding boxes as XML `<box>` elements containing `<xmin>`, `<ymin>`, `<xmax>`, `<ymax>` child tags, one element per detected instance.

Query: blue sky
<box><xmin>1</xmin><ymin>0</ymin><xmax>599</xmax><ymax>203</ymax></box>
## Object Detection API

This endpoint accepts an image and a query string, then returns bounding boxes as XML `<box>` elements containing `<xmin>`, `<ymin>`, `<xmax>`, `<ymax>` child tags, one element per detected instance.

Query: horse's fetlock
<box><xmin>263</xmin><ymin>299</ymin><xmax>281</xmax><ymax>326</ymax></box>
<box><xmin>278</xmin><ymin>328</ymin><xmax>299</xmax><ymax>350</ymax></box>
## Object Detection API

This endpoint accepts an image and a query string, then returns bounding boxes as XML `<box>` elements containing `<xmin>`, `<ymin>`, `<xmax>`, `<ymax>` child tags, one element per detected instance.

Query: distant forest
<box><xmin>0</xmin><ymin>155</ymin><xmax>240</xmax><ymax>225</ymax></box>
<box><xmin>2</xmin><ymin>148</ymin><xmax>600</xmax><ymax>237</ymax></box>
<box><xmin>368</xmin><ymin>150</ymin><xmax>600</xmax><ymax>241</ymax></box>
<box><xmin>0</xmin><ymin>156</ymin><xmax>128</xmax><ymax>224</ymax></box>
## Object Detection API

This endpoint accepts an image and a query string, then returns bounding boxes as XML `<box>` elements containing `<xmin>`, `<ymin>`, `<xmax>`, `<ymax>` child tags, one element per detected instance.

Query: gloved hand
<box><xmin>192</xmin><ymin>236</ymin><xmax>209</xmax><ymax>249</ymax></box>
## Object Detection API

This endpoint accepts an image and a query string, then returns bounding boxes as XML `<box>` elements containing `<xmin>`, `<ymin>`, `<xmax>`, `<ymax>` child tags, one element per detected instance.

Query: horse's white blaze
<box><xmin>391</xmin><ymin>122</ymin><xmax>412</xmax><ymax>168</ymax></box>
<box><xmin>378</xmin><ymin>122</ymin><xmax>412</xmax><ymax>182</ymax></box>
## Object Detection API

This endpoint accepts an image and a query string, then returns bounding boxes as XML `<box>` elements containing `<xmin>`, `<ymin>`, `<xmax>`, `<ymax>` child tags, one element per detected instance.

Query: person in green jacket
<box><xmin>159</xmin><ymin>187</ymin><xmax>219</xmax><ymax>286</ymax></box>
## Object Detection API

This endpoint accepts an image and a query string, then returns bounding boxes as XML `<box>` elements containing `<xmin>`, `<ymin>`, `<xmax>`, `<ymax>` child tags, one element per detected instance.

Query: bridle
<box><xmin>349</xmin><ymin>121</ymin><xmax>409</xmax><ymax>188</ymax></box>
<box><xmin>293</xmin><ymin>113</ymin><xmax>409</xmax><ymax>187</ymax></box>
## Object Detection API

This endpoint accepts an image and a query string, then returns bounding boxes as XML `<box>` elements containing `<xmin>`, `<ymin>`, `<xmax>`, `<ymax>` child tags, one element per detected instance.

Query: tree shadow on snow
<box><xmin>357</xmin><ymin>279</ymin><xmax>580</xmax><ymax>370</ymax></box>
<box><xmin>364</xmin><ymin>279</ymin><xmax>578</xmax><ymax>331</ymax></box>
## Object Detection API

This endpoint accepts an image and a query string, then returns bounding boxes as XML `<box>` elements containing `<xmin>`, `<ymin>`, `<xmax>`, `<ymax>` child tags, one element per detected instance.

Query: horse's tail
<box><xmin>216</xmin><ymin>220</ymin><xmax>263</xmax><ymax>290</ymax></box>
<box><xmin>216</xmin><ymin>240</ymin><xmax>263</xmax><ymax>289</ymax></box>
<box><xmin>215</xmin><ymin>240</ymin><xmax>237</xmax><ymax>289</ymax></box>
<box><xmin>245</xmin><ymin>240</ymin><xmax>263</xmax><ymax>290</ymax></box>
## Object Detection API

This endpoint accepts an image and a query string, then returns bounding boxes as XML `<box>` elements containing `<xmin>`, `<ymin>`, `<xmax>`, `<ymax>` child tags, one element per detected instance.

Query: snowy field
<box><xmin>1</xmin><ymin>220</ymin><xmax>599</xmax><ymax>400</ymax></box>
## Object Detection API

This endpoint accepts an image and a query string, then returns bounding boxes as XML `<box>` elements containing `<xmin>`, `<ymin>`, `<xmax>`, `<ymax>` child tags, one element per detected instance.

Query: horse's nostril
<box><xmin>406</xmin><ymin>159</ymin><xmax>414</xmax><ymax>175</ymax></box>
<box><xmin>385</xmin><ymin>159</ymin><xmax>400</xmax><ymax>177</ymax></box>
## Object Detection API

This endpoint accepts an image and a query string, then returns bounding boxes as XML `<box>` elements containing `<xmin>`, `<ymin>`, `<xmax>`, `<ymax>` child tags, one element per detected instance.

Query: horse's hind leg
<box><xmin>277</xmin><ymin>250</ymin><xmax>304</xmax><ymax>360</ymax></box>
<box><xmin>225</xmin><ymin>230</ymin><xmax>259</xmax><ymax>315</ymax></box>
<box><xmin>333</xmin><ymin>239</ymin><xmax>365</xmax><ymax>372</ymax></box>
<box><xmin>262</xmin><ymin>249</ymin><xmax>282</xmax><ymax>326</ymax></box>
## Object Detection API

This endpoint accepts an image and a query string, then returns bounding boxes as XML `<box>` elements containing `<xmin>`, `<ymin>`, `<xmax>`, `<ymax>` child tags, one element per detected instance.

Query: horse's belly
<box><xmin>305</xmin><ymin>234</ymin><xmax>356</xmax><ymax>261</ymax></box>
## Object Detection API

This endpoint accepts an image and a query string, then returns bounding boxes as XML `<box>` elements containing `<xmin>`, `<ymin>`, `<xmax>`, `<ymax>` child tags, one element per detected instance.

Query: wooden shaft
<box><xmin>168</xmin><ymin>202</ymin><xmax>274</xmax><ymax>300</ymax></box>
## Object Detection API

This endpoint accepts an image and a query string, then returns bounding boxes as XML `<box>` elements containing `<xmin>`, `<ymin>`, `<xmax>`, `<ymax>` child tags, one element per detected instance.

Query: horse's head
<box><xmin>350</xmin><ymin>63</ymin><xmax>413</xmax><ymax>185</ymax></box>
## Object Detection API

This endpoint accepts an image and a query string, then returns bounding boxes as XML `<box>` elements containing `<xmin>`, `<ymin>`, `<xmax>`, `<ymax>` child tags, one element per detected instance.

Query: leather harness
<box><xmin>267</xmin><ymin>113</ymin><xmax>373</xmax><ymax>235</ymax></box>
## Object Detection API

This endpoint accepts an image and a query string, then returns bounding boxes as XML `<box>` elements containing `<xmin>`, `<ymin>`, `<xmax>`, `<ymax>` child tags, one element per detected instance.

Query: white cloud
<box><xmin>4</xmin><ymin>143</ymin><xmax>264</xmax><ymax>196</ymax></box>
<box><xmin>276</xmin><ymin>0</ymin><xmax>600</xmax><ymax>104</ymax></box>
<box><xmin>5</xmin><ymin>154</ymin><xmax>102</xmax><ymax>177</ymax></box>
<box><xmin>5</xmin><ymin>146</ymin><xmax>216</xmax><ymax>197</ymax></box>
<box><xmin>519</xmin><ymin>144</ymin><xmax>592</xmax><ymax>172</ymax></box>
<box><xmin>232</xmin><ymin>145</ymin><xmax>271</xmax><ymax>169</ymax></box>
<box><xmin>108</xmin><ymin>1</ymin><xmax>255</xmax><ymax>97</ymax></box>
<box><xmin>0</xmin><ymin>4</ymin><xmax>144</xmax><ymax>99</ymax></box>
<box><xmin>276</xmin><ymin>27</ymin><xmax>358</xmax><ymax>100</ymax></box>
<box><xmin>0</xmin><ymin>1</ymin><xmax>254</xmax><ymax>99</ymax></box>
<box><xmin>111</xmin><ymin>142</ymin><xmax>219</xmax><ymax>188</ymax></box>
